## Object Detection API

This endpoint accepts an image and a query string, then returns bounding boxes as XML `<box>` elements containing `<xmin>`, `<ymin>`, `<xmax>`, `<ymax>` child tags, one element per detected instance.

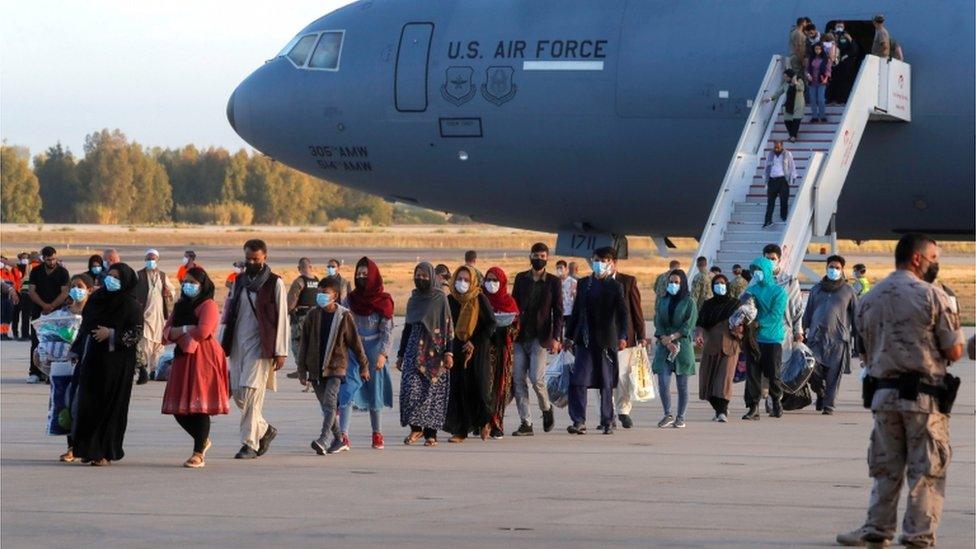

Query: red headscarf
<box><xmin>347</xmin><ymin>257</ymin><xmax>394</xmax><ymax>319</ymax></box>
<box><xmin>484</xmin><ymin>266</ymin><xmax>518</xmax><ymax>314</ymax></box>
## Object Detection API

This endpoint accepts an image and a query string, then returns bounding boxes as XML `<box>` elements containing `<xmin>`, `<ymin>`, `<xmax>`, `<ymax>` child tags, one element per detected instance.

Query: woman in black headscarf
<box><xmin>395</xmin><ymin>262</ymin><xmax>454</xmax><ymax>447</ymax></box>
<box><xmin>693</xmin><ymin>274</ymin><xmax>743</xmax><ymax>422</ymax></box>
<box><xmin>69</xmin><ymin>263</ymin><xmax>143</xmax><ymax>465</ymax></box>
<box><xmin>162</xmin><ymin>267</ymin><xmax>229</xmax><ymax>468</ymax></box>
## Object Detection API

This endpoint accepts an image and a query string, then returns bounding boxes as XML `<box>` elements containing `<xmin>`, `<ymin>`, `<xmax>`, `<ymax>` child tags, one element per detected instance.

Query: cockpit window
<box><xmin>308</xmin><ymin>31</ymin><xmax>344</xmax><ymax>71</ymax></box>
<box><xmin>286</xmin><ymin>34</ymin><xmax>319</xmax><ymax>67</ymax></box>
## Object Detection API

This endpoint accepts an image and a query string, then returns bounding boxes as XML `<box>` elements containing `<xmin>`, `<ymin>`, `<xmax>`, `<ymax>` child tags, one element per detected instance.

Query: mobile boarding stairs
<box><xmin>692</xmin><ymin>54</ymin><xmax>911</xmax><ymax>284</ymax></box>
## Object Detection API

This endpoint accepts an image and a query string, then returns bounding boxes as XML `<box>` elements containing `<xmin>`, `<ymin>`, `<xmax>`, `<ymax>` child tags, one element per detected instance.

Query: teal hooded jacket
<box><xmin>747</xmin><ymin>256</ymin><xmax>788</xmax><ymax>344</ymax></box>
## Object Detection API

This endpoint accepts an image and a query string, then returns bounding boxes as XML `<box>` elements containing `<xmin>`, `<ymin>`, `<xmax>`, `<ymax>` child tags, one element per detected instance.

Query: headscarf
<box><xmin>347</xmin><ymin>257</ymin><xmax>394</xmax><ymax>319</ymax></box>
<box><xmin>747</xmin><ymin>256</ymin><xmax>780</xmax><ymax>312</ymax></box>
<box><xmin>87</xmin><ymin>254</ymin><xmax>104</xmax><ymax>271</ymax></box>
<box><xmin>666</xmin><ymin>269</ymin><xmax>690</xmax><ymax>323</ymax></box>
<box><xmin>449</xmin><ymin>265</ymin><xmax>481</xmax><ymax>342</ymax></box>
<box><xmin>405</xmin><ymin>262</ymin><xmax>451</xmax><ymax>337</ymax></box>
<box><xmin>80</xmin><ymin>262</ymin><xmax>138</xmax><ymax>330</ymax></box>
<box><xmin>483</xmin><ymin>266</ymin><xmax>518</xmax><ymax>314</ymax></box>
<box><xmin>698</xmin><ymin>274</ymin><xmax>739</xmax><ymax>329</ymax></box>
<box><xmin>171</xmin><ymin>267</ymin><xmax>215</xmax><ymax>327</ymax></box>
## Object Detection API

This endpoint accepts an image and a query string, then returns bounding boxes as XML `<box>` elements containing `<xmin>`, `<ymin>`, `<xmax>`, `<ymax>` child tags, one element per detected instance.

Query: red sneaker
<box><xmin>372</xmin><ymin>432</ymin><xmax>384</xmax><ymax>450</ymax></box>
<box><xmin>342</xmin><ymin>433</ymin><xmax>351</xmax><ymax>449</ymax></box>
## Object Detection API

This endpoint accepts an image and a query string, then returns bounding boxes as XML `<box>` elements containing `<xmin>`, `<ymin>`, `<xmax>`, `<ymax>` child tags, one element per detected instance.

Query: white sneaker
<box><xmin>25</xmin><ymin>374</ymin><xmax>40</xmax><ymax>384</ymax></box>
<box><xmin>717</xmin><ymin>413</ymin><xmax>728</xmax><ymax>423</ymax></box>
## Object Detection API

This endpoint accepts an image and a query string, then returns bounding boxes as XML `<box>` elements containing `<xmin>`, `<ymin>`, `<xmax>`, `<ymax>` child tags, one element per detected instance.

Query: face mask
<box><xmin>245</xmin><ymin>263</ymin><xmax>261</xmax><ymax>275</ymax></box>
<box><xmin>182</xmin><ymin>282</ymin><xmax>200</xmax><ymax>298</ymax></box>
<box><xmin>713</xmin><ymin>283</ymin><xmax>727</xmax><ymax>296</ymax></box>
<box><xmin>69</xmin><ymin>287</ymin><xmax>88</xmax><ymax>302</ymax></box>
<box><xmin>592</xmin><ymin>261</ymin><xmax>608</xmax><ymax>277</ymax></box>
<box><xmin>666</xmin><ymin>282</ymin><xmax>680</xmax><ymax>296</ymax></box>
<box><xmin>484</xmin><ymin>281</ymin><xmax>500</xmax><ymax>294</ymax></box>
<box><xmin>354</xmin><ymin>276</ymin><xmax>367</xmax><ymax>289</ymax></box>
<box><xmin>454</xmin><ymin>280</ymin><xmax>471</xmax><ymax>294</ymax></box>
<box><xmin>19</xmin><ymin>259</ymin><xmax>28</xmax><ymax>265</ymax></box>
<box><xmin>767</xmin><ymin>259</ymin><xmax>779</xmax><ymax>273</ymax></box>
<box><xmin>415</xmin><ymin>278</ymin><xmax>431</xmax><ymax>291</ymax></box>
<box><xmin>91</xmin><ymin>266</ymin><xmax>103</xmax><ymax>275</ymax></box>
<box><xmin>316</xmin><ymin>293</ymin><xmax>332</xmax><ymax>308</ymax></box>
<box><xmin>145</xmin><ymin>259</ymin><xmax>157</xmax><ymax>270</ymax></box>
<box><xmin>530</xmin><ymin>258</ymin><xmax>547</xmax><ymax>271</ymax></box>
<box><xmin>556</xmin><ymin>268</ymin><xmax>566</xmax><ymax>277</ymax></box>
<box><xmin>752</xmin><ymin>270</ymin><xmax>764</xmax><ymax>283</ymax></box>
<box><xmin>922</xmin><ymin>262</ymin><xmax>940</xmax><ymax>283</ymax></box>
<box><xmin>327</xmin><ymin>266</ymin><xmax>338</xmax><ymax>277</ymax></box>
<box><xmin>826</xmin><ymin>268</ymin><xmax>842</xmax><ymax>281</ymax></box>
<box><xmin>182</xmin><ymin>257</ymin><xmax>190</xmax><ymax>265</ymax></box>
<box><xmin>233</xmin><ymin>267</ymin><xmax>242</xmax><ymax>274</ymax></box>
<box><xmin>836</xmin><ymin>26</ymin><xmax>844</xmax><ymax>33</ymax></box>
<box><xmin>104</xmin><ymin>275</ymin><xmax>122</xmax><ymax>292</ymax></box>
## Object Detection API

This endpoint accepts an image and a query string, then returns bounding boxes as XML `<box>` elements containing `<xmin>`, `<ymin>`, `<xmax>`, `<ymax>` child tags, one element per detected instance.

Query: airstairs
<box><xmin>692</xmin><ymin>54</ymin><xmax>911</xmax><ymax>283</ymax></box>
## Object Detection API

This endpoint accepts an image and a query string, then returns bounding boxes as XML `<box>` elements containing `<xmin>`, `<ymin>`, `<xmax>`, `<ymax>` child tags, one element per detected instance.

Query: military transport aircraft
<box><xmin>228</xmin><ymin>0</ymin><xmax>975</xmax><ymax>258</ymax></box>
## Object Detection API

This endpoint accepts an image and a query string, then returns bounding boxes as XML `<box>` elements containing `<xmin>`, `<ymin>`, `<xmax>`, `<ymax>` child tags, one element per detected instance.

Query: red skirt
<box><xmin>161</xmin><ymin>337</ymin><xmax>230</xmax><ymax>415</ymax></box>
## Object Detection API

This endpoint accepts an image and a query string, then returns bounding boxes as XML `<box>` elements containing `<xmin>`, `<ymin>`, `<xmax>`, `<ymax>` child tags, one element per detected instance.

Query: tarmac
<box><xmin>1</xmin><ymin>327</ymin><xmax>974</xmax><ymax>548</ymax></box>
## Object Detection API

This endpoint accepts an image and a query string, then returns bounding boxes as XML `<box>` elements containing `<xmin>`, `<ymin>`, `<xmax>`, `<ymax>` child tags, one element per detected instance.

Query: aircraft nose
<box><xmin>226</xmin><ymin>89</ymin><xmax>238</xmax><ymax>133</ymax></box>
<box><xmin>227</xmin><ymin>79</ymin><xmax>251</xmax><ymax>141</ymax></box>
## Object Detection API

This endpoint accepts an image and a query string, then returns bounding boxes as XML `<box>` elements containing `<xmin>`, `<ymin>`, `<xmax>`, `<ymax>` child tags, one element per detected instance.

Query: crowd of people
<box><xmin>1</xmin><ymin>230</ymin><xmax>967</xmax><ymax>545</ymax></box>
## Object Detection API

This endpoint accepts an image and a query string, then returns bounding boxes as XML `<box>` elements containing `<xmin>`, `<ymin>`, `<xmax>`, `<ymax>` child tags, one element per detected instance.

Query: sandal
<box><xmin>423</xmin><ymin>438</ymin><xmax>438</xmax><ymax>447</ymax></box>
<box><xmin>59</xmin><ymin>448</ymin><xmax>75</xmax><ymax>463</ymax></box>
<box><xmin>183</xmin><ymin>453</ymin><xmax>205</xmax><ymax>469</ymax></box>
<box><xmin>90</xmin><ymin>458</ymin><xmax>110</xmax><ymax>466</ymax></box>
<box><xmin>448</xmin><ymin>435</ymin><xmax>465</xmax><ymax>444</ymax></box>
<box><xmin>403</xmin><ymin>431</ymin><xmax>423</xmax><ymax>446</ymax></box>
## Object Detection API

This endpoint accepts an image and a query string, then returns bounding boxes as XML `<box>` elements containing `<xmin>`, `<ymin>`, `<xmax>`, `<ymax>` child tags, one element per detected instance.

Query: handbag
<box><xmin>629</xmin><ymin>346</ymin><xmax>655</xmax><ymax>402</ymax></box>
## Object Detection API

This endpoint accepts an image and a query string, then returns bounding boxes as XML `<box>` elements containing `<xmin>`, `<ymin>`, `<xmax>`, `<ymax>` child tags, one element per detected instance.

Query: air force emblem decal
<box><xmin>440</xmin><ymin>66</ymin><xmax>476</xmax><ymax>106</ymax></box>
<box><xmin>481</xmin><ymin>66</ymin><xmax>517</xmax><ymax>106</ymax></box>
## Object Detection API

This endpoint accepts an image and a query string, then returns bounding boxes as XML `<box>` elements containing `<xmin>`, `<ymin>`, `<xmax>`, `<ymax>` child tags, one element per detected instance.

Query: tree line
<box><xmin>0</xmin><ymin>129</ymin><xmax>395</xmax><ymax>226</ymax></box>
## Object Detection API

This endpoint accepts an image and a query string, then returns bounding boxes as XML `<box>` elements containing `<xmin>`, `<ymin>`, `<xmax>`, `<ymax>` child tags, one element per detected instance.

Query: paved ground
<box><xmin>2</xmin><ymin>328</ymin><xmax>973</xmax><ymax>548</ymax></box>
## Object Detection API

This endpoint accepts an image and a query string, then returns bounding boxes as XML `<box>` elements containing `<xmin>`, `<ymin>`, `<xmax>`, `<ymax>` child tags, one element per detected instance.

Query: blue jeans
<box><xmin>339</xmin><ymin>404</ymin><xmax>382</xmax><ymax>434</ymax></box>
<box><xmin>657</xmin><ymin>362</ymin><xmax>689</xmax><ymax>419</ymax></box>
<box><xmin>811</xmin><ymin>85</ymin><xmax>826</xmax><ymax>119</ymax></box>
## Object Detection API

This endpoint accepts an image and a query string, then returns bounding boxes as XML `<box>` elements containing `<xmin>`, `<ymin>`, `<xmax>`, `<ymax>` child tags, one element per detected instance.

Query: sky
<box><xmin>0</xmin><ymin>0</ymin><xmax>354</xmax><ymax>158</ymax></box>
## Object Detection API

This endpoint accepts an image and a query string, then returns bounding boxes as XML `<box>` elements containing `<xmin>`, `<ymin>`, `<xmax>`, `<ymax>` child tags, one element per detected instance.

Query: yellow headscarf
<box><xmin>449</xmin><ymin>265</ymin><xmax>481</xmax><ymax>342</ymax></box>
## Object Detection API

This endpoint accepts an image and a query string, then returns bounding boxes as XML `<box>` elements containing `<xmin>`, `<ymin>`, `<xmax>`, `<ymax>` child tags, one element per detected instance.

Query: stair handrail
<box><xmin>691</xmin><ymin>55</ymin><xmax>786</xmax><ymax>279</ymax></box>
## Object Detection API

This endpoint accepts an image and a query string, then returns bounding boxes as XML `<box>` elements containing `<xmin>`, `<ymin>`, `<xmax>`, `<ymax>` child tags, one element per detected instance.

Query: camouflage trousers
<box><xmin>862</xmin><ymin>410</ymin><xmax>951</xmax><ymax>547</ymax></box>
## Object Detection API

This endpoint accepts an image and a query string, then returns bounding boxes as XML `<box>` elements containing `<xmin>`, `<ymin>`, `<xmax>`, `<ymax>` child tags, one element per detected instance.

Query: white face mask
<box><xmin>484</xmin><ymin>281</ymin><xmax>500</xmax><ymax>294</ymax></box>
<box><xmin>182</xmin><ymin>257</ymin><xmax>190</xmax><ymax>265</ymax></box>
<box><xmin>455</xmin><ymin>280</ymin><xmax>471</xmax><ymax>294</ymax></box>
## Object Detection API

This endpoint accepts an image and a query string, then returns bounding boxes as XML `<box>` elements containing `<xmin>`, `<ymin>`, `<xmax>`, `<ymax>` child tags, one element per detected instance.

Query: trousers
<box><xmin>512</xmin><ymin>339</ymin><xmax>551</xmax><ymax>423</ymax></box>
<box><xmin>174</xmin><ymin>413</ymin><xmax>210</xmax><ymax>453</ymax></box>
<box><xmin>232</xmin><ymin>384</ymin><xmax>269</xmax><ymax>451</ymax></box>
<box><xmin>657</xmin><ymin>361</ymin><xmax>689</xmax><ymax>419</ymax></box>
<box><xmin>311</xmin><ymin>377</ymin><xmax>342</xmax><ymax>443</ymax></box>
<box><xmin>745</xmin><ymin>342</ymin><xmax>782</xmax><ymax>407</ymax></box>
<box><xmin>568</xmin><ymin>385</ymin><xmax>613</xmax><ymax>427</ymax></box>
<box><xmin>764</xmin><ymin>176</ymin><xmax>790</xmax><ymax>224</ymax></box>
<box><xmin>861</xmin><ymin>410</ymin><xmax>950</xmax><ymax>546</ymax></box>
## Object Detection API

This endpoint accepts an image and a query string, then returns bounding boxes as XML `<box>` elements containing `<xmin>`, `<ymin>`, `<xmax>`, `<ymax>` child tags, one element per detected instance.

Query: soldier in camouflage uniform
<box><xmin>653</xmin><ymin>260</ymin><xmax>680</xmax><ymax>309</ymax></box>
<box><xmin>837</xmin><ymin>234</ymin><xmax>965</xmax><ymax>548</ymax></box>
<box><xmin>729</xmin><ymin>264</ymin><xmax>749</xmax><ymax>299</ymax></box>
<box><xmin>690</xmin><ymin>256</ymin><xmax>714</xmax><ymax>311</ymax></box>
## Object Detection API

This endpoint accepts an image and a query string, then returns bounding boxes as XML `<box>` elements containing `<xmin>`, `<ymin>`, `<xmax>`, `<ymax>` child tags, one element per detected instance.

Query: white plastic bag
<box><xmin>629</xmin><ymin>346</ymin><xmax>656</xmax><ymax>402</ymax></box>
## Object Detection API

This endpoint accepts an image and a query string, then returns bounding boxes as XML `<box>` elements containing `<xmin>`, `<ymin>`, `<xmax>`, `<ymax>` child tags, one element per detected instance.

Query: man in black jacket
<box><xmin>565</xmin><ymin>247</ymin><xmax>629</xmax><ymax>435</ymax></box>
<box><xmin>611</xmin><ymin>260</ymin><xmax>644</xmax><ymax>429</ymax></box>
<box><xmin>510</xmin><ymin>242</ymin><xmax>563</xmax><ymax>436</ymax></box>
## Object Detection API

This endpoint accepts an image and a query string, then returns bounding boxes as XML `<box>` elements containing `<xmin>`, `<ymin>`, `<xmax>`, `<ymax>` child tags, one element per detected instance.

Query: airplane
<box><xmin>227</xmin><ymin>0</ymin><xmax>975</xmax><ymax>259</ymax></box>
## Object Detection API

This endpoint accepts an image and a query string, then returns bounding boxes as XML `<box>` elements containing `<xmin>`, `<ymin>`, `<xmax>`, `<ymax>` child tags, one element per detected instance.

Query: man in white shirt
<box><xmin>763</xmin><ymin>140</ymin><xmax>797</xmax><ymax>228</ymax></box>
<box><xmin>556</xmin><ymin>260</ymin><xmax>576</xmax><ymax>337</ymax></box>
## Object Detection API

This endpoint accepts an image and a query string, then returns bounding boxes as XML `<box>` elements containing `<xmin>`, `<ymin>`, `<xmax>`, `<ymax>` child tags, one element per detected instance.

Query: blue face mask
<box><xmin>69</xmin><ymin>287</ymin><xmax>88</xmax><ymax>302</ymax></box>
<box><xmin>327</xmin><ymin>266</ymin><xmax>338</xmax><ymax>277</ymax></box>
<box><xmin>591</xmin><ymin>260</ymin><xmax>608</xmax><ymax>277</ymax></box>
<box><xmin>182</xmin><ymin>282</ymin><xmax>200</xmax><ymax>298</ymax></box>
<box><xmin>91</xmin><ymin>266</ymin><xmax>103</xmax><ymax>275</ymax></box>
<box><xmin>145</xmin><ymin>259</ymin><xmax>157</xmax><ymax>270</ymax></box>
<box><xmin>752</xmin><ymin>270</ymin><xmax>765</xmax><ymax>283</ymax></box>
<box><xmin>104</xmin><ymin>275</ymin><xmax>122</xmax><ymax>292</ymax></box>
<box><xmin>713</xmin><ymin>283</ymin><xmax>727</xmax><ymax>296</ymax></box>
<box><xmin>316</xmin><ymin>293</ymin><xmax>332</xmax><ymax>308</ymax></box>
<box><xmin>666</xmin><ymin>282</ymin><xmax>680</xmax><ymax>296</ymax></box>
<box><xmin>826</xmin><ymin>267</ymin><xmax>842</xmax><ymax>281</ymax></box>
